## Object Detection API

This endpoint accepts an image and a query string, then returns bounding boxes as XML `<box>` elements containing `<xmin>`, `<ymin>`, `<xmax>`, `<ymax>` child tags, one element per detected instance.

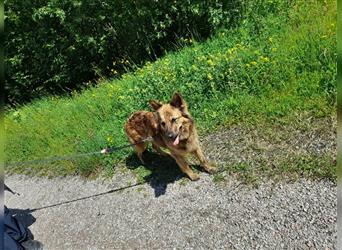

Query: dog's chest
<box><xmin>177</xmin><ymin>140</ymin><xmax>188</xmax><ymax>150</ymax></box>
<box><xmin>170</xmin><ymin>140</ymin><xmax>191</xmax><ymax>153</ymax></box>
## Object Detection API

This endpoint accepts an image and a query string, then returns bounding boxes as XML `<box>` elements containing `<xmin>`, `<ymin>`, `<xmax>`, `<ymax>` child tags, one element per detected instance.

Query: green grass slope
<box><xmin>5</xmin><ymin>0</ymin><xmax>336</xmax><ymax>177</ymax></box>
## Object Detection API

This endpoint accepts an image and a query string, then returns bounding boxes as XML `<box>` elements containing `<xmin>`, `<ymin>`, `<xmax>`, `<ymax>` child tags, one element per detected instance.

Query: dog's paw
<box><xmin>189</xmin><ymin>173</ymin><xmax>200</xmax><ymax>181</ymax></box>
<box><xmin>204</xmin><ymin>165</ymin><xmax>217</xmax><ymax>174</ymax></box>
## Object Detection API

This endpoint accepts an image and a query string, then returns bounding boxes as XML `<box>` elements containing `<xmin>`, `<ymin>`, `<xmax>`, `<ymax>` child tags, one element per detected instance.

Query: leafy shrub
<box><xmin>5</xmin><ymin>0</ymin><xmax>243</xmax><ymax>105</ymax></box>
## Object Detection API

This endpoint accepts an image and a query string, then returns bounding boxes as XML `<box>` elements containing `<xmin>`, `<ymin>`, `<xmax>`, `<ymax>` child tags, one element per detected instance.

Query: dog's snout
<box><xmin>167</xmin><ymin>133</ymin><xmax>175</xmax><ymax>139</ymax></box>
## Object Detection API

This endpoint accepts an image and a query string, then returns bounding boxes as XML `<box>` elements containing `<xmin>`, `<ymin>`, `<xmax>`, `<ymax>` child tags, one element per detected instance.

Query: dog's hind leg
<box><xmin>134</xmin><ymin>143</ymin><xmax>148</xmax><ymax>164</ymax></box>
<box><xmin>193</xmin><ymin>147</ymin><xmax>216</xmax><ymax>174</ymax></box>
<box><xmin>171</xmin><ymin>154</ymin><xmax>200</xmax><ymax>181</ymax></box>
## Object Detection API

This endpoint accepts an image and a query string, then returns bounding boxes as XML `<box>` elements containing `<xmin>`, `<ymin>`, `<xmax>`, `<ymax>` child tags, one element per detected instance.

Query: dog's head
<box><xmin>149</xmin><ymin>93</ymin><xmax>193</xmax><ymax>146</ymax></box>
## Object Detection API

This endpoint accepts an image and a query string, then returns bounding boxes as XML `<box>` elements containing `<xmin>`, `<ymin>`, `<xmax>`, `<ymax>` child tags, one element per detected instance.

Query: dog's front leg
<box><xmin>193</xmin><ymin>147</ymin><xmax>216</xmax><ymax>174</ymax></box>
<box><xmin>171</xmin><ymin>153</ymin><xmax>200</xmax><ymax>181</ymax></box>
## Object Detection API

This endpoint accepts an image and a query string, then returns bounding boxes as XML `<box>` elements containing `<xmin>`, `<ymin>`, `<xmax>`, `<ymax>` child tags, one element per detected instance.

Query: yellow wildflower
<box><xmin>227</xmin><ymin>47</ymin><xmax>237</xmax><ymax>55</ymax></box>
<box><xmin>107</xmin><ymin>136</ymin><xmax>113</xmax><ymax>143</ymax></box>
<box><xmin>259</xmin><ymin>56</ymin><xmax>270</xmax><ymax>62</ymax></box>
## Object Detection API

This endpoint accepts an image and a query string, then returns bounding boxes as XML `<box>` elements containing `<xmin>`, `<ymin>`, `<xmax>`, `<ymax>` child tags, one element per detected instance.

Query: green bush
<box><xmin>5</xmin><ymin>0</ymin><xmax>336</xmax><ymax>177</ymax></box>
<box><xmin>5</xmin><ymin>0</ymin><xmax>243</xmax><ymax>105</ymax></box>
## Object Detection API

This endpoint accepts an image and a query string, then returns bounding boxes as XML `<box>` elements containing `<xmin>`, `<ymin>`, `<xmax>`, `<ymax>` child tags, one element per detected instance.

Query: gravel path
<box><xmin>5</xmin><ymin>174</ymin><xmax>336</xmax><ymax>249</ymax></box>
<box><xmin>5</xmin><ymin>117</ymin><xmax>337</xmax><ymax>249</ymax></box>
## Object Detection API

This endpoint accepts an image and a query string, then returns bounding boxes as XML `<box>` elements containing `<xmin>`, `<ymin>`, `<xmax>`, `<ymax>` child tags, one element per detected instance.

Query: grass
<box><xmin>209</xmin><ymin>114</ymin><xmax>336</xmax><ymax>186</ymax></box>
<box><xmin>5</xmin><ymin>0</ymin><xmax>336</xmax><ymax>180</ymax></box>
<box><xmin>213</xmin><ymin>153</ymin><xmax>336</xmax><ymax>186</ymax></box>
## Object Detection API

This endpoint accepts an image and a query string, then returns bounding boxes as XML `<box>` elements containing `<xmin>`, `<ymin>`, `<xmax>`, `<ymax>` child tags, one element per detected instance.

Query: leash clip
<box><xmin>101</xmin><ymin>148</ymin><xmax>109</xmax><ymax>154</ymax></box>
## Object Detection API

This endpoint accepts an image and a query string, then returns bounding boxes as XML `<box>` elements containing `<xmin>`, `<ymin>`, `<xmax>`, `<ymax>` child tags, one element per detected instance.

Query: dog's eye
<box><xmin>171</xmin><ymin>118</ymin><xmax>176</xmax><ymax>123</ymax></box>
<box><xmin>161</xmin><ymin>121</ymin><xmax>165</xmax><ymax>126</ymax></box>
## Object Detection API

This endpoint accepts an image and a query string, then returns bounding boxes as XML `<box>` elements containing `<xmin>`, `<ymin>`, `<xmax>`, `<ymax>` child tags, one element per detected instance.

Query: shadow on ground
<box><xmin>125</xmin><ymin>150</ymin><xmax>204</xmax><ymax>197</ymax></box>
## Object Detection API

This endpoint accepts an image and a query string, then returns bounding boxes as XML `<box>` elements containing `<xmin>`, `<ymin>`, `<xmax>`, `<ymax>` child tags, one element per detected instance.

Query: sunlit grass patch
<box><xmin>5</xmin><ymin>0</ymin><xmax>336</xmax><ymax>179</ymax></box>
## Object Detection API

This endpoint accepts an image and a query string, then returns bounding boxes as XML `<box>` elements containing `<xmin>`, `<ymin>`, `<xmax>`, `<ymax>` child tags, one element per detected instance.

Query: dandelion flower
<box><xmin>207</xmin><ymin>59</ymin><xmax>214</xmax><ymax>66</ymax></box>
<box><xmin>259</xmin><ymin>56</ymin><xmax>270</xmax><ymax>62</ymax></box>
<box><xmin>107</xmin><ymin>136</ymin><xmax>113</xmax><ymax>143</ymax></box>
<box><xmin>191</xmin><ymin>65</ymin><xmax>198</xmax><ymax>70</ymax></box>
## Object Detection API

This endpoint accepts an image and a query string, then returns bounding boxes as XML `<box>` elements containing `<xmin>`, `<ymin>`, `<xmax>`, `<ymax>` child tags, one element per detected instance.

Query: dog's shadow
<box><xmin>125</xmin><ymin>150</ymin><xmax>203</xmax><ymax>197</ymax></box>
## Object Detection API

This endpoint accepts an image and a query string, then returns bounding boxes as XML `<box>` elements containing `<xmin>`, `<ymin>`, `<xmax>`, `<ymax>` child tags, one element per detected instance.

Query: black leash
<box><xmin>5</xmin><ymin>137</ymin><xmax>153</xmax><ymax>168</ymax></box>
<box><xmin>5</xmin><ymin>184</ymin><xmax>20</xmax><ymax>196</ymax></box>
<box><xmin>28</xmin><ymin>181</ymin><xmax>145</xmax><ymax>213</ymax></box>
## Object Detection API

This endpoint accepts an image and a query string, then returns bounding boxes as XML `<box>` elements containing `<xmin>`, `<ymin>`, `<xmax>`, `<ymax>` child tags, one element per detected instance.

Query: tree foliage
<box><xmin>5</xmin><ymin>0</ymin><xmax>242</xmax><ymax>105</ymax></box>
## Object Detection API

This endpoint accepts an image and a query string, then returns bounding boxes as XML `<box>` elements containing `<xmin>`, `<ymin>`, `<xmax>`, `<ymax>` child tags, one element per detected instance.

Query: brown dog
<box><xmin>125</xmin><ymin>93</ymin><xmax>215</xmax><ymax>180</ymax></box>
<box><xmin>149</xmin><ymin>93</ymin><xmax>216</xmax><ymax>180</ymax></box>
<box><xmin>124</xmin><ymin>111</ymin><xmax>168</xmax><ymax>164</ymax></box>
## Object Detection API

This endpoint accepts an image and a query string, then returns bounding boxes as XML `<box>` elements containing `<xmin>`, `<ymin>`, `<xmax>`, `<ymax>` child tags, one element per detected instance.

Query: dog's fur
<box><xmin>125</xmin><ymin>93</ymin><xmax>215</xmax><ymax>181</ymax></box>
<box><xmin>124</xmin><ymin>111</ymin><xmax>167</xmax><ymax>164</ymax></box>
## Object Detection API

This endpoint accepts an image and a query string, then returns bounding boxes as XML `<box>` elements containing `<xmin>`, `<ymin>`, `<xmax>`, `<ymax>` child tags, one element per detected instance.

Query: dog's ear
<box><xmin>149</xmin><ymin>100</ymin><xmax>163</xmax><ymax>111</ymax></box>
<box><xmin>170</xmin><ymin>92</ymin><xmax>189</xmax><ymax>114</ymax></box>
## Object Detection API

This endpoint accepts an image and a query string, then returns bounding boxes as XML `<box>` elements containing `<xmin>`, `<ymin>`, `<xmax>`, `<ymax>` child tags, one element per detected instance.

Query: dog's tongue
<box><xmin>173</xmin><ymin>134</ymin><xmax>180</xmax><ymax>146</ymax></box>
